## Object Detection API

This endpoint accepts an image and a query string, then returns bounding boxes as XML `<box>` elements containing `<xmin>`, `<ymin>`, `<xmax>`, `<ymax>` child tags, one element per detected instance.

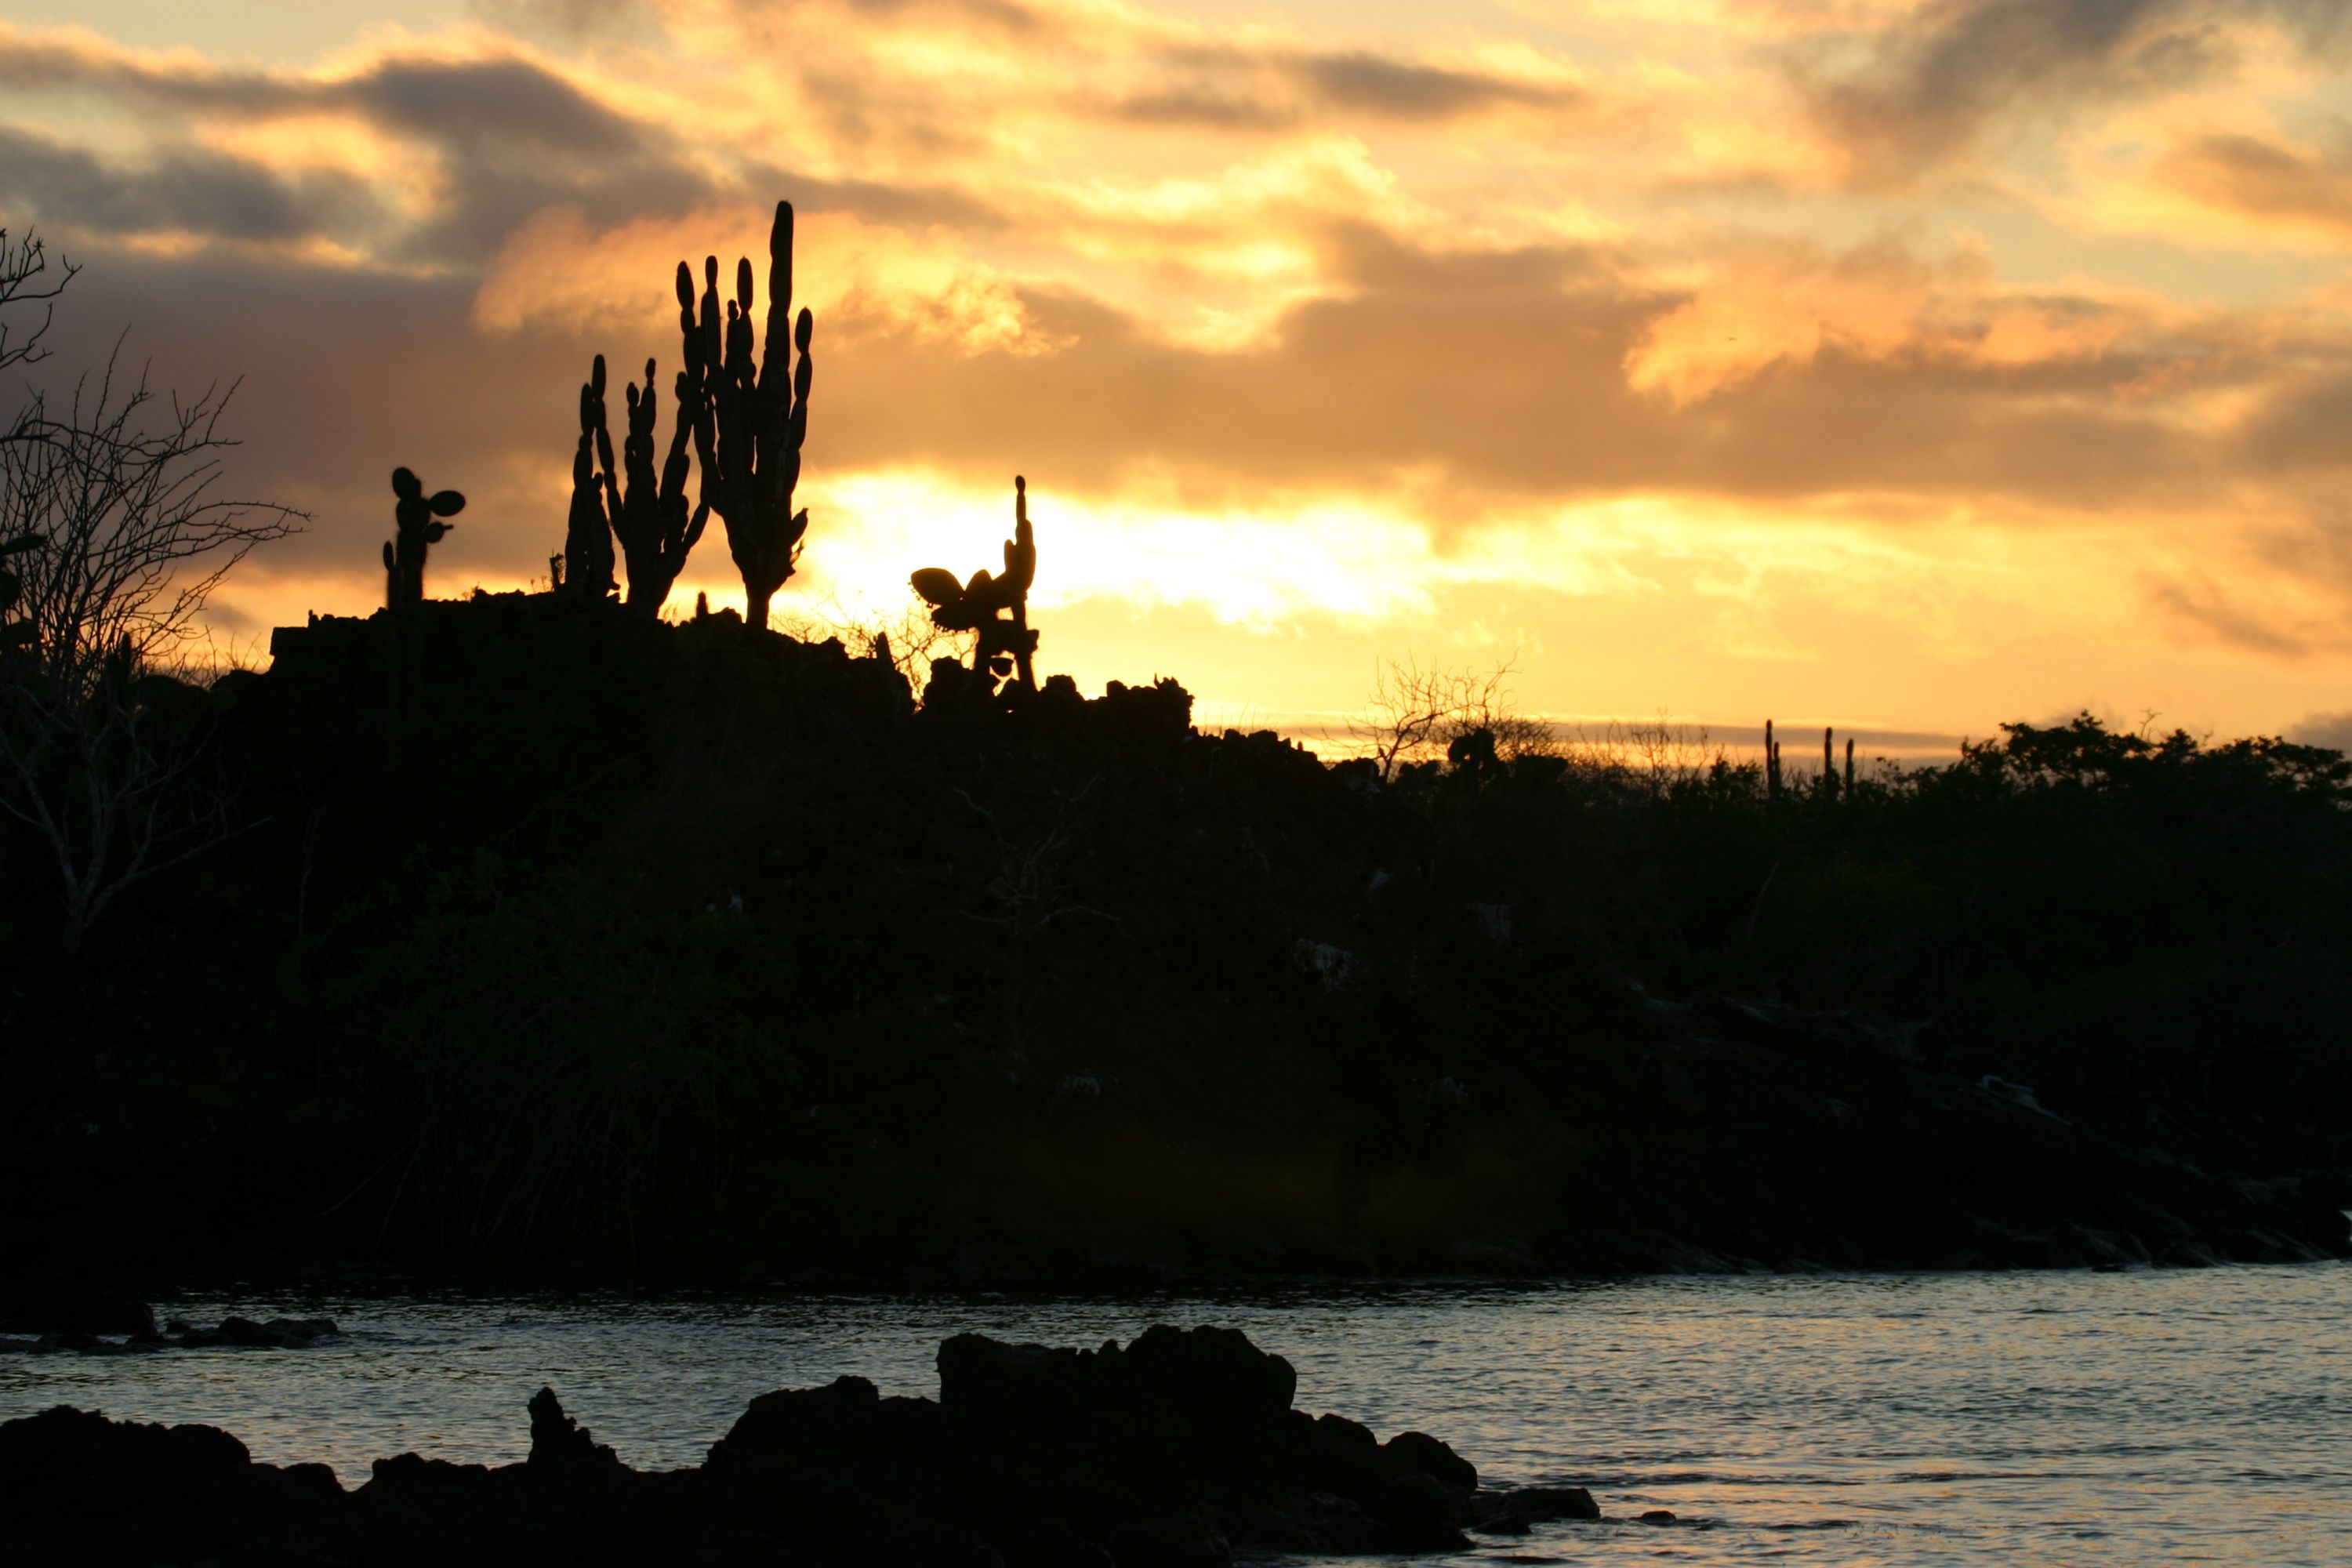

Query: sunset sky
<box><xmin>4</xmin><ymin>0</ymin><xmax>2351</xmax><ymax>752</ymax></box>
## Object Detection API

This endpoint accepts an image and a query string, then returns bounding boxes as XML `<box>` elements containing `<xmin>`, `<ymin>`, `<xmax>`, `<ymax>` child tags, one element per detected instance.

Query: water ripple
<box><xmin>1</xmin><ymin>1264</ymin><xmax>2346</xmax><ymax>1564</ymax></box>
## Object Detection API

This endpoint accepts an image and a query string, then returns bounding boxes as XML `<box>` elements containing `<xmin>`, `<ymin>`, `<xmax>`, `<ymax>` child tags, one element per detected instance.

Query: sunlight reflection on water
<box><xmin>2</xmin><ymin>1265</ymin><xmax>2347</xmax><ymax>1565</ymax></box>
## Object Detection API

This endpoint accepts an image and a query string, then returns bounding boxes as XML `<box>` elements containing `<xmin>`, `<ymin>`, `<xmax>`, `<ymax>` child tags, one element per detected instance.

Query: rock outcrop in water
<box><xmin>0</xmin><ymin>1324</ymin><xmax>1599</xmax><ymax>1566</ymax></box>
<box><xmin>0</xmin><ymin>1288</ymin><xmax>340</xmax><ymax>1356</ymax></box>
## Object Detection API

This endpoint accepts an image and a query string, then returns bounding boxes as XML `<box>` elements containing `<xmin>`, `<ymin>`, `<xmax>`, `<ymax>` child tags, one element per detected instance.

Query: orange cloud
<box><xmin>10</xmin><ymin>0</ymin><xmax>2352</xmax><ymax>746</ymax></box>
<box><xmin>2157</xmin><ymin>130</ymin><xmax>2352</xmax><ymax>242</ymax></box>
<box><xmin>1626</xmin><ymin>238</ymin><xmax>2142</xmax><ymax>405</ymax></box>
<box><xmin>472</xmin><ymin>203</ymin><xmax>1045</xmax><ymax>356</ymax></box>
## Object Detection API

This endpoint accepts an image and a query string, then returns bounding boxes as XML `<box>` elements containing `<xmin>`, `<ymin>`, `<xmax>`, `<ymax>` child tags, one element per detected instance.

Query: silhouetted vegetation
<box><xmin>2</xmin><ymin>208</ymin><xmax>2347</xmax><ymax>1296</ymax></box>
<box><xmin>382</xmin><ymin>469</ymin><xmax>463</xmax><ymax>610</ymax></box>
<box><xmin>912</xmin><ymin>474</ymin><xmax>1043</xmax><ymax>703</ymax></box>
<box><xmin>0</xmin><ymin>227</ymin><xmax>303</xmax><ymax>951</ymax></box>
<box><xmin>5</xmin><ymin>612</ymin><xmax>2347</xmax><ymax>1286</ymax></box>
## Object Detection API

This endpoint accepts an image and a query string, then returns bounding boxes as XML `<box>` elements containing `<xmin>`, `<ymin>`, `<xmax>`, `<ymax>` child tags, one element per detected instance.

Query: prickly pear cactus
<box><xmin>909</xmin><ymin>475</ymin><xmax>1040</xmax><ymax>697</ymax></box>
<box><xmin>384</xmin><ymin>467</ymin><xmax>465</xmax><ymax>612</ymax></box>
<box><xmin>673</xmin><ymin>201</ymin><xmax>813</xmax><ymax>631</ymax></box>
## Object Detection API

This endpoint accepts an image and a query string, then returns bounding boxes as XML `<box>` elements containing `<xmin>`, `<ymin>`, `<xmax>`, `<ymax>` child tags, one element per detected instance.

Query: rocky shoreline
<box><xmin>0</xmin><ymin>1323</ymin><xmax>1621</xmax><ymax>1566</ymax></box>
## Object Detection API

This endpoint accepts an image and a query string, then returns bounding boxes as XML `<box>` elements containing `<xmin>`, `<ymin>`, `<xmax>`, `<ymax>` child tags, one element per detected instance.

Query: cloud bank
<box><xmin>2</xmin><ymin>0</ymin><xmax>2349</xmax><ymax>736</ymax></box>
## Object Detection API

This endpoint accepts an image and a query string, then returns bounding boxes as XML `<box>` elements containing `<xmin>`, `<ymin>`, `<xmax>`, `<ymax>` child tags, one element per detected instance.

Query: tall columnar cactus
<box><xmin>909</xmin><ymin>474</ymin><xmax>1040</xmax><ymax>695</ymax></box>
<box><xmin>561</xmin><ymin>358</ymin><xmax>619</xmax><ymax>600</ymax></box>
<box><xmin>564</xmin><ymin>354</ymin><xmax>710</xmax><ymax>615</ymax></box>
<box><xmin>610</xmin><ymin>354</ymin><xmax>711</xmax><ymax>617</ymax></box>
<box><xmin>1764</xmin><ymin>717</ymin><xmax>1783</xmax><ymax>807</ymax></box>
<box><xmin>675</xmin><ymin>200</ymin><xmax>813</xmax><ymax>631</ymax></box>
<box><xmin>383</xmin><ymin>467</ymin><xmax>465</xmax><ymax>612</ymax></box>
<box><xmin>0</xmin><ymin>532</ymin><xmax>39</xmax><ymax>654</ymax></box>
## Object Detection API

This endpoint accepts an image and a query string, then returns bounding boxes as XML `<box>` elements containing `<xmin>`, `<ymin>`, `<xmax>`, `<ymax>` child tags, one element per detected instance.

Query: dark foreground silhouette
<box><xmin>8</xmin><ymin>185</ymin><xmax>2348</xmax><ymax>1294</ymax></box>
<box><xmin>4</xmin><ymin>593</ymin><xmax>2350</xmax><ymax>1292</ymax></box>
<box><xmin>0</xmin><ymin>1323</ymin><xmax>1610</xmax><ymax>1566</ymax></box>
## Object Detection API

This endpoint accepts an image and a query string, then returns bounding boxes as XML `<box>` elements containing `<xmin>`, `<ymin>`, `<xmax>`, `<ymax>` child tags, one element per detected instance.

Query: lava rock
<box><xmin>169</xmin><ymin>1315</ymin><xmax>341</xmax><ymax>1348</ymax></box>
<box><xmin>528</xmin><ymin>1385</ymin><xmax>622</xmax><ymax>1468</ymax></box>
<box><xmin>0</xmin><ymin>1324</ymin><xmax>1591</xmax><ymax>1566</ymax></box>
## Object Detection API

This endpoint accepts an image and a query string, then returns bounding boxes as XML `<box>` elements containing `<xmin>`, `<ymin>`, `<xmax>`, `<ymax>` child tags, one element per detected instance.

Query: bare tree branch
<box><xmin>0</xmin><ymin>266</ymin><xmax>306</xmax><ymax>953</ymax></box>
<box><xmin>774</xmin><ymin>591</ymin><xmax>975</xmax><ymax>705</ymax></box>
<box><xmin>0</xmin><ymin>227</ymin><xmax>79</xmax><ymax>452</ymax></box>
<box><xmin>1348</xmin><ymin>653</ymin><xmax>1555</xmax><ymax>782</ymax></box>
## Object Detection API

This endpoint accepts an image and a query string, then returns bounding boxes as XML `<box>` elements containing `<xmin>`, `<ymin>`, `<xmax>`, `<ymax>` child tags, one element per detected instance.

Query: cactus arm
<box><xmin>1004</xmin><ymin>474</ymin><xmax>1035</xmax><ymax>594</ymax></box>
<box><xmin>662</xmin><ymin>369</ymin><xmax>695</xmax><ymax>483</ymax></box>
<box><xmin>910</xmin><ymin>568</ymin><xmax>964</xmax><ymax>608</ymax></box>
<box><xmin>775</xmin><ymin>308</ymin><xmax>813</xmax><ymax>506</ymax></box>
<box><xmin>1005</xmin><ymin>475</ymin><xmax>1036</xmax><ymax>692</ymax></box>
<box><xmin>675</xmin><ymin>263</ymin><xmax>700</xmax><ymax>371</ymax></box>
<box><xmin>627</xmin><ymin>358</ymin><xmax>661</xmax><ymax>507</ymax></box>
<box><xmin>590</xmin><ymin>358</ymin><xmax>622</xmax><ymax>528</ymax></box>
<box><xmin>673</xmin><ymin>263</ymin><xmax>720</xmax><ymax>526</ymax></box>
<box><xmin>760</xmin><ymin>200</ymin><xmax>793</xmax><ymax>402</ymax></box>
<box><xmin>699</xmin><ymin>257</ymin><xmax>723</xmax><ymax>393</ymax></box>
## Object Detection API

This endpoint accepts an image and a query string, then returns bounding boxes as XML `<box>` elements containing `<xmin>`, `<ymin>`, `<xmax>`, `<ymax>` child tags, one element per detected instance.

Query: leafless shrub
<box><xmin>775</xmin><ymin>593</ymin><xmax>973</xmax><ymax>703</ymax></box>
<box><xmin>0</xmin><ymin>228</ymin><xmax>75</xmax><ymax>444</ymax></box>
<box><xmin>0</xmin><ymin>256</ymin><xmax>303</xmax><ymax>951</ymax></box>
<box><xmin>1347</xmin><ymin>653</ymin><xmax>1560</xmax><ymax>782</ymax></box>
<box><xmin>1566</xmin><ymin>714</ymin><xmax>1723</xmax><ymax>794</ymax></box>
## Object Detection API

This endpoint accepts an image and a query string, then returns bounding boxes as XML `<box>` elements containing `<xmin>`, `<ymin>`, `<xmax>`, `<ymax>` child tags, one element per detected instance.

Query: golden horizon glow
<box><xmin>4</xmin><ymin>0</ymin><xmax>2352</xmax><ymax>750</ymax></box>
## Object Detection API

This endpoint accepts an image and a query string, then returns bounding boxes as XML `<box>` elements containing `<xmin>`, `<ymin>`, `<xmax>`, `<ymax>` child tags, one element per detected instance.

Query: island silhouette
<box><xmin>0</xmin><ymin>200</ymin><xmax>2344</xmax><ymax>1314</ymax></box>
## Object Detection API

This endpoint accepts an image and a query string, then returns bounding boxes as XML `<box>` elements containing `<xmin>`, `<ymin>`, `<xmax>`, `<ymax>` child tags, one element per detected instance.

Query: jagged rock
<box><xmin>935</xmin><ymin>1323</ymin><xmax>1296</xmax><ymax>1460</ymax></box>
<box><xmin>704</xmin><ymin>1374</ymin><xmax>946</xmax><ymax>1472</ymax></box>
<box><xmin>170</xmin><ymin>1315</ymin><xmax>341</xmax><ymax>1348</ymax></box>
<box><xmin>0</xmin><ymin>1403</ymin><xmax>342</xmax><ymax>1546</ymax></box>
<box><xmin>529</xmin><ymin>1385</ymin><xmax>621</xmax><ymax>1468</ymax></box>
<box><xmin>0</xmin><ymin>1325</ymin><xmax>1548</xmax><ymax>1565</ymax></box>
<box><xmin>1381</xmin><ymin>1428</ymin><xmax>1477</xmax><ymax>1494</ymax></box>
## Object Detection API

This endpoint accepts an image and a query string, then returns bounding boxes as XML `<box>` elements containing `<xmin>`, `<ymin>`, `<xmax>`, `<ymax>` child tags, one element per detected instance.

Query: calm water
<box><xmin>4</xmin><ymin>1265</ymin><xmax>2347</xmax><ymax>1566</ymax></box>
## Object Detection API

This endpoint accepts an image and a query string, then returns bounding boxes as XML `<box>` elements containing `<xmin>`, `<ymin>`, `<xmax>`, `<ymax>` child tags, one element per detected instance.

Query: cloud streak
<box><xmin>3</xmin><ymin>0</ymin><xmax>2351</xmax><ymax>739</ymax></box>
<box><xmin>1795</xmin><ymin>0</ymin><xmax>2352</xmax><ymax>189</ymax></box>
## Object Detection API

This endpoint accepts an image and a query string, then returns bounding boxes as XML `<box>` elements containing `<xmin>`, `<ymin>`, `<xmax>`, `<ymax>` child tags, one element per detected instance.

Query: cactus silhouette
<box><xmin>566</xmin><ymin>354</ymin><xmax>710</xmax><ymax>615</ymax></box>
<box><xmin>0</xmin><ymin>532</ymin><xmax>39</xmax><ymax>654</ymax></box>
<box><xmin>610</xmin><ymin>355</ymin><xmax>711</xmax><ymax>616</ymax></box>
<box><xmin>383</xmin><ymin>468</ymin><xmax>465</xmax><ymax>612</ymax></box>
<box><xmin>561</xmin><ymin>359</ymin><xmax>618</xmax><ymax>601</ymax></box>
<box><xmin>674</xmin><ymin>201</ymin><xmax>812</xmax><ymax>631</ymax></box>
<box><xmin>909</xmin><ymin>475</ymin><xmax>1040</xmax><ymax>695</ymax></box>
